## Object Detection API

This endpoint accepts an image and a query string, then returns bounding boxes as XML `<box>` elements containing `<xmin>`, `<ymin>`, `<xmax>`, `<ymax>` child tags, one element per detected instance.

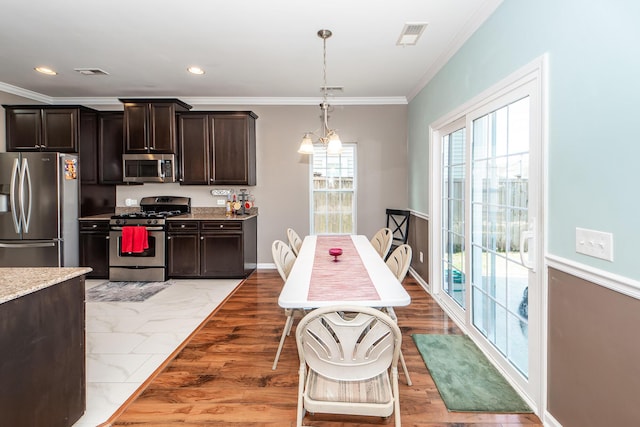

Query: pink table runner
<box><xmin>307</xmin><ymin>236</ymin><xmax>381</xmax><ymax>301</ymax></box>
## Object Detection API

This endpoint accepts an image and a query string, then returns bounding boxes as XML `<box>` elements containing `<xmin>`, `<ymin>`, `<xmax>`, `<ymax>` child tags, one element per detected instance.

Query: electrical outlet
<box><xmin>216</xmin><ymin>199</ymin><xmax>226</xmax><ymax>206</ymax></box>
<box><xmin>576</xmin><ymin>227</ymin><xmax>614</xmax><ymax>261</ymax></box>
<box><xmin>419</xmin><ymin>251</ymin><xmax>424</xmax><ymax>263</ymax></box>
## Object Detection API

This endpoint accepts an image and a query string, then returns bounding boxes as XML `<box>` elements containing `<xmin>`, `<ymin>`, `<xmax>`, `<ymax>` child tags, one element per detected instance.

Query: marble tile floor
<box><xmin>73</xmin><ymin>278</ymin><xmax>242</xmax><ymax>427</ymax></box>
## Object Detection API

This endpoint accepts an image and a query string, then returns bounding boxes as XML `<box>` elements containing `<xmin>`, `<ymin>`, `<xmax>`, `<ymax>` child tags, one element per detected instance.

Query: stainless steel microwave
<box><xmin>122</xmin><ymin>153</ymin><xmax>176</xmax><ymax>183</ymax></box>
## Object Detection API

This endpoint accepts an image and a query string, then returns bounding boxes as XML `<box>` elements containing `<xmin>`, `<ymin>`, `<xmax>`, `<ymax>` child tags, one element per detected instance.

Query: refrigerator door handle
<box><xmin>10</xmin><ymin>158</ymin><xmax>21</xmax><ymax>234</ymax></box>
<box><xmin>0</xmin><ymin>242</ymin><xmax>57</xmax><ymax>248</ymax></box>
<box><xmin>19</xmin><ymin>158</ymin><xmax>32</xmax><ymax>233</ymax></box>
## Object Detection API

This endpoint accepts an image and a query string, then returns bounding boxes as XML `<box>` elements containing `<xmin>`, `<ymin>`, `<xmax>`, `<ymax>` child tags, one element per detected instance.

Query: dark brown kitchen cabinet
<box><xmin>120</xmin><ymin>98</ymin><xmax>191</xmax><ymax>154</ymax></box>
<box><xmin>167</xmin><ymin>221</ymin><xmax>200</xmax><ymax>277</ymax></box>
<box><xmin>0</xmin><ymin>275</ymin><xmax>86</xmax><ymax>427</ymax></box>
<box><xmin>177</xmin><ymin>111</ymin><xmax>257</xmax><ymax>185</ymax></box>
<box><xmin>201</xmin><ymin>217</ymin><xmax>257</xmax><ymax>278</ymax></box>
<box><xmin>79</xmin><ymin>220</ymin><xmax>110</xmax><ymax>278</ymax></box>
<box><xmin>166</xmin><ymin>216</ymin><xmax>257</xmax><ymax>279</ymax></box>
<box><xmin>4</xmin><ymin>105</ymin><xmax>97</xmax><ymax>153</ymax></box>
<box><xmin>98</xmin><ymin>112</ymin><xmax>125</xmax><ymax>184</ymax></box>
<box><xmin>200</xmin><ymin>221</ymin><xmax>244</xmax><ymax>277</ymax></box>
<box><xmin>78</xmin><ymin>111</ymin><xmax>120</xmax><ymax>217</ymax></box>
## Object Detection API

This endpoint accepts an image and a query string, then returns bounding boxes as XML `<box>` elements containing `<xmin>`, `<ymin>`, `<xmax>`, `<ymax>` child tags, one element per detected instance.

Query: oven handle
<box><xmin>110</xmin><ymin>226</ymin><xmax>165</xmax><ymax>231</ymax></box>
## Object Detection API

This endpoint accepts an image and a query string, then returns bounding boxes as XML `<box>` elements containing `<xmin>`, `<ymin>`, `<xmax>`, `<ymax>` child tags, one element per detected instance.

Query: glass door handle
<box><xmin>520</xmin><ymin>220</ymin><xmax>535</xmax><ymax>272</ymax></box>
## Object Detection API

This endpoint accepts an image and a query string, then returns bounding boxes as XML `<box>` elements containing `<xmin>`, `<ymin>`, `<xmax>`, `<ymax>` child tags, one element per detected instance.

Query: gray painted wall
<box><xmin>116</xmin><ymin>104</ymin><xmax>408</xmax><ymax>265</ymax></box>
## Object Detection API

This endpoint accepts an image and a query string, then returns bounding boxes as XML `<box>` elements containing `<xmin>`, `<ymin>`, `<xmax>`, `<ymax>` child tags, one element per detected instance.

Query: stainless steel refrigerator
<box><xmin>0</xmin><ymin>152</ymin><xmax>79</xmax><ymax>267</ymax></box>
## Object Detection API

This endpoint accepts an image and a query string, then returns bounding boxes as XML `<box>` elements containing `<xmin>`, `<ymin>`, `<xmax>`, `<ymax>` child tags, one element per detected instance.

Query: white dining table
<box><xmin>278</xmin><ymin>235</ymin><xmax>411</xmax><ymax>309</ymax></box>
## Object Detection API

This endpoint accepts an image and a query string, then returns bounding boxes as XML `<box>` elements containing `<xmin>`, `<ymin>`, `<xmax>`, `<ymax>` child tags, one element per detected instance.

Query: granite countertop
<box><xmin>168</xmin><ymin>212</ymin><xmax>257</xmax><ymax>221</ymax></box>
<box><xmin>0</xmin><ymin>267</ymin><xmax>92</xmax><ymax>304</ymax></box>
<box><xmin>79</xmin><ymin>207</ymin><xmax>258</xmax><ymax>221</ymax></box>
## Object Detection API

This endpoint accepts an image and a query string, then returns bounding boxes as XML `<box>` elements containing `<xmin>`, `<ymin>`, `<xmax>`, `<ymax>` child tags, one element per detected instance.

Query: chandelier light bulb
<box><xmin>327</xmin><ymin>132</ymin><xmax>343</xmax><ymax>155</ymax></box>
<box><xmin>297</xmin><ymin>134</ymin><xmax>315</xmax><ymax>154</ymax></box>
<box><xmin>297</xmin><ymin>29</ymin><xmax>345</xmax><ymax>156</ymax></box>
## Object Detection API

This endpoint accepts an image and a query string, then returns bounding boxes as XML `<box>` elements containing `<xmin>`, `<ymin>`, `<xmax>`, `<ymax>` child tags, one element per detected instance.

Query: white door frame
<box><xmin>428</xmin><ymin>55</ymin><xmax>548</xmax><ymax>414</ymax></box>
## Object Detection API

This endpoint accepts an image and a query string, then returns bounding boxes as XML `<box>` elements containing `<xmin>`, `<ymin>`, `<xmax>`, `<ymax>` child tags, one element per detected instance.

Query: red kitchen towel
<box><xmin>121</xmin><ymin>226</ymin><xmax>149</xmax><ymax>253</ymax></box>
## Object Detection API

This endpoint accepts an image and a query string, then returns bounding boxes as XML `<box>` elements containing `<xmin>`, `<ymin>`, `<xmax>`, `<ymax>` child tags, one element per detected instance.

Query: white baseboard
<box><xmin>543</xmin><ymin>410</ymin><xmax>563</xmax><ymax>427</ymax></box>
<box><xmin>258</xmin><ymin>263</ymin><xmax>276</xmax><ymax>270</ymax></box>
<box><xmin>408</xmin><ymin>267</ymin><xmax>430</xmax><ymax>293</ymax></box>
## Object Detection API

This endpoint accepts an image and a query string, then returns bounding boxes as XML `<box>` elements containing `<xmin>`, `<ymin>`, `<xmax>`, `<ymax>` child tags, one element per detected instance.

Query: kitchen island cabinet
<box><xmin>177</xmin><ymin>111</ymin><xmax>257</xmax><ymax>185</ymax></box>
<box><xmin>0</xmin><ymin>267</ymin><xmax>91</xmax><ymax>427</ymax></box>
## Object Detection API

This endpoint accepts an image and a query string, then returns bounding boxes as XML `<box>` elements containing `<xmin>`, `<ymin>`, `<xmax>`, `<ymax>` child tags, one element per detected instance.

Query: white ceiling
<box><xmin>0</xmin><ymin>0</ymin><xmax>502</xmax><ymax>105</ymax></box>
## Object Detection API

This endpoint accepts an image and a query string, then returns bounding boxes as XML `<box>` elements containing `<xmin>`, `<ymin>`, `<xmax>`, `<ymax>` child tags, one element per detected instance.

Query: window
<box><xmin>311</xmin><ymin>144</ymin><xmax>356</xmax><ymax>234</ymax></box>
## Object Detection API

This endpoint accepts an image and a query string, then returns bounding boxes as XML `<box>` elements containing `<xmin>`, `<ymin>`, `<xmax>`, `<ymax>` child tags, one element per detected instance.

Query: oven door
<box><xmin>109</xmin><ymin>226</ymin><xmax>166</xmax><ymax>281</ymax></box>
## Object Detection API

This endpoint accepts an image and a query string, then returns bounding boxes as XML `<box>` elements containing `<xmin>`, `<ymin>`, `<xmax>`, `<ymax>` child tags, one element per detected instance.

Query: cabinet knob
<box><xmin>105</xmin><ymin>236</ymin><xmax>110</xmax><ymax>240</ymax></box>
<box><xmin>92</xmin><ymin>224</ymin><xmax>98</xmax><ymax>228</ymax></box>
<box><xmin>167</xmin><ymin>236</ymin><xmax>171</xmax><ymax>240</ymax></box>
<box><xmin>180</xmin><ymin>224</ymin><xmax>186</xmax><ymax>228</ymax></box>
<box><xmin>219</xmin><ymin>224</ymin><xmax>224</xmax><ymax>228</ymax></box>
<box><xmin>200</xmin><ymin>236</ymin><xmax>204</xmax><ymax>240</ymax></box>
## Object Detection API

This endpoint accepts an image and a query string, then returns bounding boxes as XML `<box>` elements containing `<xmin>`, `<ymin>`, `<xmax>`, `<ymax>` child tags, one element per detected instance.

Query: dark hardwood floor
<box><xmin>108</xmin><ymin>270</ymin><xmax>542</xmax><ymax>426</ymax></box>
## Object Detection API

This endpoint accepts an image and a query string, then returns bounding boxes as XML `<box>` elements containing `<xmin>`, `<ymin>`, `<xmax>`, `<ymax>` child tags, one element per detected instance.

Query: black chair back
<box><xmin>385</xmin><ymin>209</ymin><xmax>410</xmax><ymax>255</ymax></box>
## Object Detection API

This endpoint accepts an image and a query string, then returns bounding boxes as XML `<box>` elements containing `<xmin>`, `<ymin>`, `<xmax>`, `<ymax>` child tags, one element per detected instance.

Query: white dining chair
<box><xmin>287</xmin><ymin>228</ymin><xmax>303</xmax><ymax>257</ymax></box>
<box><xmin>295</xmin><ymin>305</ymin><xmax>402</xmax><ymax>427</ymax></box>
<box><xmin>384</xmin><ymin>243</ymin><xmax>413</xmax><ymax>386</ymax></box>
<box><xmin>370</xmin><ymin>227</ymin><xmax>393</xmax><ymax>259</ymax></box>
<box><xmin>272</xmin><ymin>240</ymin><xmax>299</xmax><ymax>370</ymax></box>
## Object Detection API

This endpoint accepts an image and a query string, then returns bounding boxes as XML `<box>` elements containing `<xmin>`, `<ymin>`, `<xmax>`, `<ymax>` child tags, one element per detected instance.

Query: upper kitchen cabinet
<box><xmin>4</xmin><ymin>105</ymin><xmax>97</xmax><ymax>153</ymax></box>
<box><xmin>98</xmin><ymin>112</ymin><xmax>125</xmax><ymax>184</ymax></box>
<box><xmin>178</xmin><ymin>111</ymin><xmax>257</xmax><ymax>185</ymax></box>
<box><xmin>120</xmin><ymin>98</ymin><xmax>191</xmax><ymax>154</ymax></box>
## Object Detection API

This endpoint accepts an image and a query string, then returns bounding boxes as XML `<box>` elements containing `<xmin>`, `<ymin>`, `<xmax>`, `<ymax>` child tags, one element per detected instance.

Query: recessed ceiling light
<box><xmin>188</xmin><ymin>66</ymin><xmax>205</xmax><ymax>75</ymax></box>
<box><xmin>35</xmin><ymin>66</ymin><xmax>57</xmax><ymax>75</ymax></box>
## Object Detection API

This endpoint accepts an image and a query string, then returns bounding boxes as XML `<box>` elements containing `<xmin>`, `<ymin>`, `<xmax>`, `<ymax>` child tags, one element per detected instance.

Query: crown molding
<box><xmin>56</xmin><ymin>96</ymin><xmax>408</xmax><ymax>106</ymax></box>
<box><xmin>0</xmin><ymin>83</ymin><xmax>408</xmax><ymax>107</ymax></box>
<box><xmin>407</xmin><ymin>0</ymin><xmax>504</xmax><ymax>102</ymax></box>
<box><xmin>0</xmin><ymin>82</ymin><xmax>53</xmax><ymax>104</ymax></box>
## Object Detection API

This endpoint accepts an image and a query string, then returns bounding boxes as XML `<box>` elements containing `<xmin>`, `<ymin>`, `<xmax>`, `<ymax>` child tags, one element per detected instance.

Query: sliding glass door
<box><xmin>440</xmin><ymin>120</ymin><xmax>467</xmax><ymax>320</ymax></box>
<box><xmin>433</xmin><ymin>66</ymin><xmax>543</xmax><ymax>406</ymax></box>
<box><xmin>470</xmin><ymin>94</ymin><xmax>533</xmax><ymax>379</ymax></box>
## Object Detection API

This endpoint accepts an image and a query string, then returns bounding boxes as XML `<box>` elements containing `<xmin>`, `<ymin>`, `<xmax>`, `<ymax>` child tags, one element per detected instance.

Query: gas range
<box><xmin>108</xmin><ymin>196</ymin><xmax>191</xmax><ymax>282</ymax></box>
<box><xmin>110</xmin><ymin>210</ymin><xmax>185</xmax><ymax>226</ymax></box>
<box><xmin>109</xmin><ymin>196</ymin><xmax>191</xmax><ymax>226</ymax></box>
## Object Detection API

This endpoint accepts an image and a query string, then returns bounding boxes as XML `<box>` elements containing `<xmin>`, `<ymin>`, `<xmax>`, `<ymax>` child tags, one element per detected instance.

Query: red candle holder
<box><xmin>329</xmin><ymin>247</ymin><xmax>343</xmax><ymax>262</ymax></box>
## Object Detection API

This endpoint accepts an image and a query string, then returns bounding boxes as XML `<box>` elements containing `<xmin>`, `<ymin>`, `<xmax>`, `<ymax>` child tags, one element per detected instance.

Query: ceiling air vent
<box><xmin>74</xmin><ymin>68</ymin><xmax>109</xmax><ymax>76</ymax></box>
<box><xmin>396</xmin><ymin>23</ymin><xmax>428</xmax><ymax>46</ymax></box>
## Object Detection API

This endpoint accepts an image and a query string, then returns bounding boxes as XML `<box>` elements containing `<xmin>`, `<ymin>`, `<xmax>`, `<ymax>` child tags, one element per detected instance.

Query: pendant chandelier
<box><xmin>298</xmin><ymin>29</ymin><xmax>343</xmax><ymax>155</ymax></box>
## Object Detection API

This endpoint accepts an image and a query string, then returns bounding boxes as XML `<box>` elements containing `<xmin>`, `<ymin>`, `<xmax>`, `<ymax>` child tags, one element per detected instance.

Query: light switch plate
<box><xmin>216</xmin><ymin>199</ymin><xmax>226</xmax><ymax>206</ymax></box>
<box><xmin>576</xmin><ymin>227</ymin><xmax>614</xmax><ymax>261</ymax></box>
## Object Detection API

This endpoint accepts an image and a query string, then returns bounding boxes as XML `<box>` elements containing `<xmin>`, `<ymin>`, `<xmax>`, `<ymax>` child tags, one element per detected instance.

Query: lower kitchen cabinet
<box><xmin>167</xmin><ymin>222</ymin><xmax>200</xmax><ymax>277</ymax></box>
<box><xmin>79</xmin><ymin>220</ymin><xmax>110</xmax><ymax>278</ymax></box>
<box><xmin>167</xmin><ymin>216</ymin><xmax>257</xmax><ymax>279</ymax></box>
<box><xmin>201</xmin><ymin>224</ymin><xmax>244</xmax><ymax>277</ymax></box>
